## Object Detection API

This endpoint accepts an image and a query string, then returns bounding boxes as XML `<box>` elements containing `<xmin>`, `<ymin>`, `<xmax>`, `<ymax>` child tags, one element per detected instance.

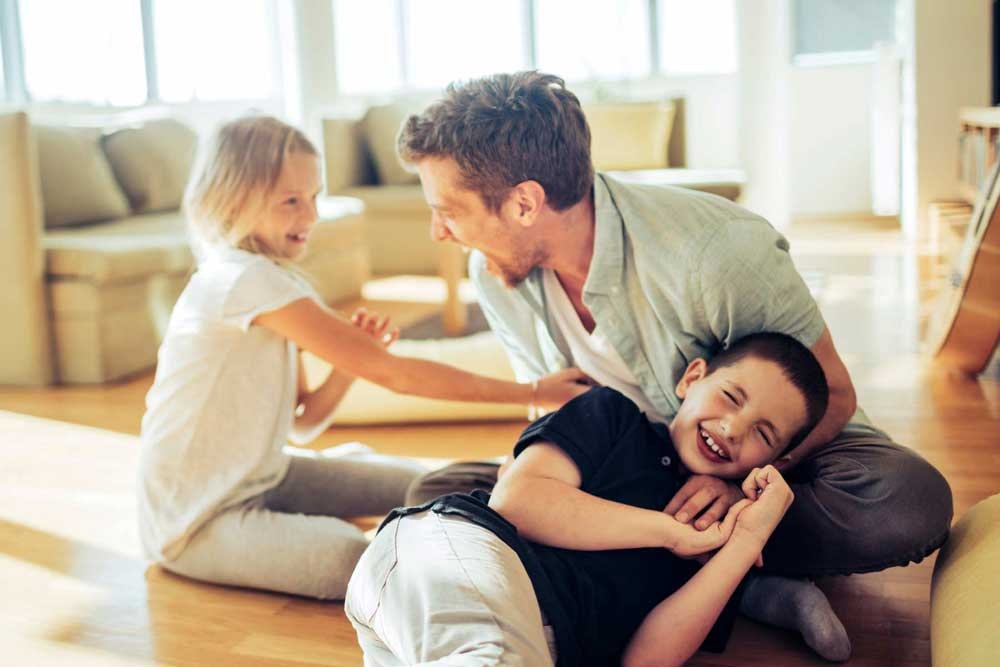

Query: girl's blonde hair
<box><xmin>185</xmin><ymin>115</ymin><xmax>318</xmax><ymax>261</ymax></box>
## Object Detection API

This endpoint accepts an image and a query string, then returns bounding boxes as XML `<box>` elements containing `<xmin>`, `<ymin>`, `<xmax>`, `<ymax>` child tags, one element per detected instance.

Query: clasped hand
<box><xmin>663</xmin><ymin>466</ymin><xmax>794</xmax><ymax>561</ymax></box>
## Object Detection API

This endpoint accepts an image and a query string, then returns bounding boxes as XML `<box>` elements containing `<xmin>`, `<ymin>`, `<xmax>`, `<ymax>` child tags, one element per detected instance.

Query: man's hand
<box><xmin>664</xmin><ymin>475</ymin><xmax>745</xmax><ymax>530</ymax></box>
<box><xmin>665</xmin><ymin>499</ymin><xmax>752</xmax><ymax>558</ymax></box>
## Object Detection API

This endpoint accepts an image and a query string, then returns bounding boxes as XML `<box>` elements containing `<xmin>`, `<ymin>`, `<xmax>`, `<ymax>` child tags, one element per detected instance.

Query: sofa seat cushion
<box><xmin>342</xmin><ymin>185</ymin><xmax>428</xmax><ymax>216</ymax></box>
<box><xmin>103</xmin><ymin>119</ymin><xmax>198</xmax><ymax>214</ymax></box>
<box><xmin>35</xmin><ymin>125</ymin><xmax>131</xmax><ymax>228</ymax></box>
<box><xmin>931</xmin><ymin>493</ymin><xmax>1000</xmax><ymax>667</ymax></box>
<box><xmin>44</xmin><ymin>211</ymin><xmax>193</xmax><ymax>284</ymax></box>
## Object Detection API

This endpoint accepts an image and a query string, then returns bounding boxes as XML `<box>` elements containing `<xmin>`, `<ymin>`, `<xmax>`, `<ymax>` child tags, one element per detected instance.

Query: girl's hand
<box><xmin>350</xmin><ymin>307</ymin><xmax>399</xmax><ymax>349</ymax></box>
<box><xmin>666</xmin><ymin>499</ymin><xmax>752</xmax><ymax>558</ymax></box>
<box><xmin>534</xmin><ymin>368</ymin><xmax>592</xmax><ymax>409</ymax></box>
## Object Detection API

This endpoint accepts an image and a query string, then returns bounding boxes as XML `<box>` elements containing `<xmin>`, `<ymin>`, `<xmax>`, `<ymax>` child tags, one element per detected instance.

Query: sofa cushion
<box><xmin>362</xmin><ymin>103</ymin><xmax>420</xmax><ymax>186</ymax></box>
<box><xmin>931</xmin><ymin>493</ymin><xmax>1000</xmax><ymax>667</ymax></box>
<box><xmin>34</xmin><ymin>125</ymin><xmax>131</xmax><ymax>228</ymax></box>
<box><xmin>103</xmin><ymin>119</ymin><xmax>198</xmax><ymax>214</ymax></box>
<box><xmin>44</xmin><ymin>210</ymin><xmax>194</xmax><ymax>284</ymax></box>
<box><xmin>342</xmin><ymin>184</ymin><xmax>428</xmax><ymax>215</ymax></box>
<box><xmin>584</xmin><ymin>101</ymin><xmax>676</xmax><ymax>171</ymax></box>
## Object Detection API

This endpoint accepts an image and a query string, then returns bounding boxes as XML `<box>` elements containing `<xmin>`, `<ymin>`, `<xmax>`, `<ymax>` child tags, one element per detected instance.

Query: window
<box><xmin>333</xmin><ymin>0</ymin><xmax>526</xmax><ymax>94</ymax></box>
<box><xmin>333</xmin><ymin>0</ymin><xmax>740</xmax><ymax>94</ymax></box>
<box><xmin>333</xmin><ymin>0</ymin><xmax>402</xmax><ymax>95</ymax></box>
<box><xmin>534</xmin><ymin>0</ymin><xmax>649</xmax><ymax>81</ymax></box>
<box><xmin>658</xmin><ymin>0</ymin><xmax>737</xmax><ymax>75</ymax></box>
<box><xmin>404</xmin><ymin>0</ymin><xmax>526</xmax><ymax>89</ymax></box>
<box><xmin>794</xmin><ymin>0</ymin><xmax>896</xmax><ymax>59</ymax></box>
<box><xmin>19</xmin><ymin>0</ymin><xmax>147</xmax><ymax>105</ymax></box>
<box><xmin>154</xmin><ymin>0</ymin><xmax>279</xmax><ymax>102</ymax></box>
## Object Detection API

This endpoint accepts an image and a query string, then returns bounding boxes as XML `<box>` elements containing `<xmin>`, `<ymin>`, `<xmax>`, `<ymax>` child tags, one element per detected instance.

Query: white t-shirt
<box><xmin>138</xmin><ymin>246</ymin><xmax>319</xmax><ymax>561</ymax></box>
<box><xmin>542</xmin><ymin>269</ymin><xmax>667</xmax><ymax>423</ymax></box>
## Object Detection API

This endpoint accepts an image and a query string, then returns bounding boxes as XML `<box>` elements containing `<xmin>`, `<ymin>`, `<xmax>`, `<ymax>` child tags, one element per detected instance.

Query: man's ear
<box><xmin>675</xmin><ymin>358</ymin><xmax>708</xmax><ymax>399</ymax></box>
<box><xmin>510</xmin><ymin>180</ymin><xmax>546</xmax><ymax>227</ymax></box>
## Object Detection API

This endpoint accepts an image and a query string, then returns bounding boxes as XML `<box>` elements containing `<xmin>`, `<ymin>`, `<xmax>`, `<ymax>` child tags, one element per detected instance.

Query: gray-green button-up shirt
<box><xmin>471</xmin><ymin>173</ymin><xmax>827</xmax><ymax>422</ymax></box>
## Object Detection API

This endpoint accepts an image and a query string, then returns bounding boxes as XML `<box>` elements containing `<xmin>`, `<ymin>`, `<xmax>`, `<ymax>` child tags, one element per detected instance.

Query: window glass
<box><xmin>19</xmin><ymin>0</ymin><xmax>146</xmax><ymax>105</ymax></box>
<box><xmin>658</xmin><ymin>0</ymin><xmax>737</xmax><ymax>75</ymax></box>
<box><xmin>333</xmin><ymin>0</ymin><xmax>402</xmax><ymax>94</ymax></box>
<box><xmin>535</xmin><ymin>0</ymin><xmax>650</xmax><ymax>81</ymax></box>
<box><xmin>154</xmin><ymin>0</ymin><xmax>278</xmax><ymax>102</ymax></box>
<box><xmin>794</xmin><ymin>0</ymin><xmax>895</xmax><ymax>56</ymax></box>
<box><xmin>404</xmin><ymin>0</ymin><xmax>526</xmax><ymax>90</ymax></box>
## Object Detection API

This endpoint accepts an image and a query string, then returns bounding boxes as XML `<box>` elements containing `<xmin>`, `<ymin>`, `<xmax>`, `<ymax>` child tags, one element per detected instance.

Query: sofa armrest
<box><xmin>322</xmin><ymin>116</ymin><xmax>375</xmax><ymax>192</ymax></box>
<box><xmin>0</xmin><ymin>112</ymin><xmax>55</xmax><ymax>385</ymax></box>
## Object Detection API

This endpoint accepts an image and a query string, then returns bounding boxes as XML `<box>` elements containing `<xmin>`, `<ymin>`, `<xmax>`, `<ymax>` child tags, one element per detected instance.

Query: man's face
<box><xmin>668</xmin><ymin>356</ymin><xmax>809</xmax><ymax>478</ymax></box>
<box><xmin>416</xmin><ymin>157</ymin><xmax>545</xmax><ymax>287</ymax></box>
<box><xmin>252</xmin><ymin>152</ymin><xmax>322</xmax><ymax>261</ymax></box>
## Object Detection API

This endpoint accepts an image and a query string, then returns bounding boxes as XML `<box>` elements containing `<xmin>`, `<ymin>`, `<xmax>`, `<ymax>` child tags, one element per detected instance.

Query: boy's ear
<box><xmin>675</xmin><ymin>358</ymin><xmax>708</xmax><ymax>399</ymax></box>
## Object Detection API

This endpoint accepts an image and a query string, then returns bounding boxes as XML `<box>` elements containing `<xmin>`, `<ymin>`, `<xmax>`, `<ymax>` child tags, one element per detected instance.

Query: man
<box><xmin>397</xmin><ymin>71</ymin><xmax>952</xmax><ymax>661</ymax></box>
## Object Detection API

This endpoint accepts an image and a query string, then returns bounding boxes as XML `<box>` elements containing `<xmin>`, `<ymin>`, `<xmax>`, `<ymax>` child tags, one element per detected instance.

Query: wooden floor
<box><xmin>1</xmin><ymin>219</ymin><xmax>998</xmax><ymax>666</ymax></box>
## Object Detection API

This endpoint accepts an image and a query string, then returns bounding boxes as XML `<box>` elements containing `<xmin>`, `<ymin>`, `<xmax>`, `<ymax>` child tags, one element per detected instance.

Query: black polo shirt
<box><xmin>381</xmin><ymin>387</ymin><xmax>735</xmax><ymax>667</ymax></box>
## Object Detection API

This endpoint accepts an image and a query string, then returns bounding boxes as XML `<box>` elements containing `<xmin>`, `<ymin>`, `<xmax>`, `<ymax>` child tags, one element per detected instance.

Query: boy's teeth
<box><xmin>700</xmin><ymin>429</ymin><xmax>729</xmax><ymax>459</ymax></box>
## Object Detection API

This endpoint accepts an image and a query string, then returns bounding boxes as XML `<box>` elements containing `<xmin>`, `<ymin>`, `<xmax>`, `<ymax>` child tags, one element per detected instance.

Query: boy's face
<box><xmin>667</xmin><ymin>356</ymin><xmax>809</xmax><ymax>478</ymax></box>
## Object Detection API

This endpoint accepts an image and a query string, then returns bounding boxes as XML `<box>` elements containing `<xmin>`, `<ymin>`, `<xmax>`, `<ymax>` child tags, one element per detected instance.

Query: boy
<box><xmin>345</xmin><ymin>333</ymin><xmax>842</xmax><ymax>666</ymax></box>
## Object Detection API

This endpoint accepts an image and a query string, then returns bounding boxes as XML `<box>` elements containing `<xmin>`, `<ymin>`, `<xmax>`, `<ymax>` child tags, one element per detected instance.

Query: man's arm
<box><xmin>490</xmin><ymin>443</ymin><xmax>742</xmax><ymax>555</ymax></box>
<box><xmin>787</xmin><ymin>326</ymin><xmax>856</xmax><ymax>463</ymax></box>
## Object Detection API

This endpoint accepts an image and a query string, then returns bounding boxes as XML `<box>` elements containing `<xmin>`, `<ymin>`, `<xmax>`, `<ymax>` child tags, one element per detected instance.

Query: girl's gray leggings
<box><xmin>161</xmin><ymin>448</ymin><xmax>426</xmax><ymax>599</ymax></box>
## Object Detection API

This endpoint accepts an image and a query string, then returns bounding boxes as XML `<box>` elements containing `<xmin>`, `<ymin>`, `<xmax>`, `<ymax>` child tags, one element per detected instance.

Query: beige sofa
<box><xmin>0</xmin><ymin>111</ymin><xmax>369</xmax><ymax>386</ymax></box>
<box><xmin>321</xmin><ymin>96</ymin><xmax>745</xmax><ymax>278</ymax></box>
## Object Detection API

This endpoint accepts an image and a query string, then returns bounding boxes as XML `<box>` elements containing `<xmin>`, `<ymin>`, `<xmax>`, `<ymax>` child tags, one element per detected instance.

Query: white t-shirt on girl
<box><xmin>138</xmin><ymin>246</ymin><xmax>320</xmax><ymax>561</ymax></box>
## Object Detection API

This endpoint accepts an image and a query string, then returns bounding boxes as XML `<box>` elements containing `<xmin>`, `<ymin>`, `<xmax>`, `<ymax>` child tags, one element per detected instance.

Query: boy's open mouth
<box><xmin>698</xmin><ymin>425</ymin><xmax>731</xmax><ymax>462</ymax></box>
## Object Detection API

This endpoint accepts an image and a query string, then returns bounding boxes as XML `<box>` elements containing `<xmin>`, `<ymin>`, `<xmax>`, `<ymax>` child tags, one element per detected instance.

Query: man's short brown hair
<box><xmin>398</xmin><ymin>71</ymin><xmax>594</xmax><ymax>212</ymax></box>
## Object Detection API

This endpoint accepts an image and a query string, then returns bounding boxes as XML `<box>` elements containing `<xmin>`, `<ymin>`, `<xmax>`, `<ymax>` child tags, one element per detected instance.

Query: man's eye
<box><xmin>723</xmin><ymin>390</ymin><xmax>738</xmax><ymax>405</ymax></box>
<box><xmin>286</xmin><ymin>198</ymin><xmax>298</xmax><ymax>205</ymax></box>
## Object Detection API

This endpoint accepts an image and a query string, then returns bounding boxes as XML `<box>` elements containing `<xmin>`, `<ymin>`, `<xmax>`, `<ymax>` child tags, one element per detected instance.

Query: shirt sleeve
<box><xmin>694</xmin><ymin>218</ymin><xmax>826</xmax><ymax>350</ymax></box>
<box><xmin>513</xmin><ymin>387</ymin><xmax>644</xmax><ymax>484</ymax></box>
<box><xmin>221</xmin><ymin>258</ymin><xmax>318</xmax><ymax>332</ymax></box>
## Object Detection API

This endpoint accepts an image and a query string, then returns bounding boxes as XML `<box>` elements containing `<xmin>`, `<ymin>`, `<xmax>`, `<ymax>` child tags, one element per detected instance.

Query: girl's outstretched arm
<box><xmin>255</xmin><ymin>297</ymin><xmax>589</xmax><ymax>407</ymax></box>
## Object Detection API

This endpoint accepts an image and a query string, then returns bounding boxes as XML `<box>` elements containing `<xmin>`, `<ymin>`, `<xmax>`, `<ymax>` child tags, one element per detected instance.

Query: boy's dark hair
<box><xmin>706</xmin><ymin>332</ymin><xmax>830</xmax><ymax>454</ymax></box>
<box><xmin>397</xmin><ymin>71</ymin><xmax>594</xmax><ymax>213</ymax></box>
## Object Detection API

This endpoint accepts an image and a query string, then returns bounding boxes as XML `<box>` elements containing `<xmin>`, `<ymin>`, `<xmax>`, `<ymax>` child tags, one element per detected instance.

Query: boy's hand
<box><xmin>665</xmin><ymin>498</ymin><xmax>752</xmax><ymax>558</ymax></box>
<box><xmin>350</xmin><ymin>307</ymin><xmax>399</xmax><ymax>349</ymax></box>
<box><xmin>733</xmin><ymin>465</ymin><xmax>795</xmax><ymax>550</ymax></box>
<box><xmin>664</xmin><ymin>475</ymin><xmax>744</xmax><ymax>530</ymax></box>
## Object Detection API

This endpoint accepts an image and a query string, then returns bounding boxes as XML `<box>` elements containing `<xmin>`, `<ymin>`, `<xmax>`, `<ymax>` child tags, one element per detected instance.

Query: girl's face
<box><xmin>252</xmin><ymin>151</ymin><xmax>323</xmax><ymax>261</ymax></box>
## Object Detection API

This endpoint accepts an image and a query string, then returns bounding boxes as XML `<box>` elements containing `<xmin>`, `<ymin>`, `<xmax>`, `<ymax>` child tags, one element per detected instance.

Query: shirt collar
<box><xmin>582</xmin><ymin>173</ymin><xmax>626</xmax><ymax>298</ymax></box>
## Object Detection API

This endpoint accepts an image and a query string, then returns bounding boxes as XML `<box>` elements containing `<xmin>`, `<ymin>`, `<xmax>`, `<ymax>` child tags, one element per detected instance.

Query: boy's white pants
<box><xmin>345</xmin><ymin>510</ymin><xmax>558</xmax><ymax>667</ymax></box>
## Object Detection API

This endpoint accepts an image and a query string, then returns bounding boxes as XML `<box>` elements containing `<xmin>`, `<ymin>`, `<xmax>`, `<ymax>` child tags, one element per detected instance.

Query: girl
<box><xmin>138</xmin><ymin>115</ymin><xmax>588</xmax><ymax>600</ymax></box>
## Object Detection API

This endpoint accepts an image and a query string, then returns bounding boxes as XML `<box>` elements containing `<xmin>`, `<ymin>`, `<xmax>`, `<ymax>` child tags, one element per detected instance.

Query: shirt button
<box><xmin>661</xmin><ymin>455</ymin><xmax>672</xmax><ymax>466</ymax></box>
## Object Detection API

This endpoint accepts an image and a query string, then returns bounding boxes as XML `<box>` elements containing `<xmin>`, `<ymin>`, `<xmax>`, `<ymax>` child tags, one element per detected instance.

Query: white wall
<box><xmin>902</xmin><ymin>0</ymin><xmax>991</xmax><ymax>240</ymax></box>
<box><xmin>789</xmin><ymin>63</ymin><xmax>874</xmax><ymax>217</ymax></box>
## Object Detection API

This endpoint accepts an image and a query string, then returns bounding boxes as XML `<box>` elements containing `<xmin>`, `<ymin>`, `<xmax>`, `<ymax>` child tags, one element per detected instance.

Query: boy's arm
<box><xmin>622</xmin><ymin>466</ymin><xmax>793</xmax><ymax>667</ymax></box>
<box><xmin>490</xmin><ymin>443</ymin><xmax>742</xmax><ymax>555</ymax></box>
